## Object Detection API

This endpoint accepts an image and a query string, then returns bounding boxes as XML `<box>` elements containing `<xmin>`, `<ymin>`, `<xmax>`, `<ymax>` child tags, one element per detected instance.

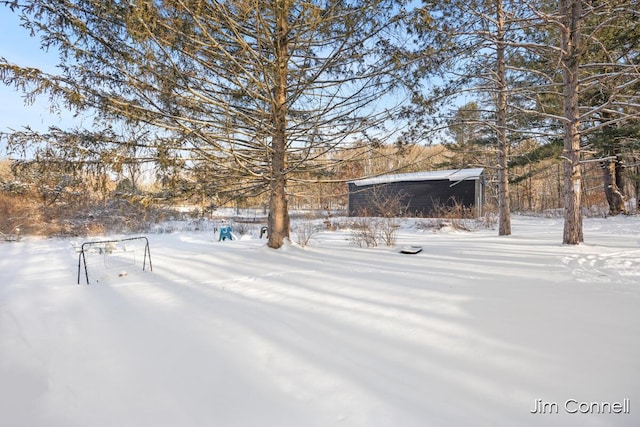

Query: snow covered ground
<box><xmin>1</xmin><ymin>215</ymin><xmax>638</xmax><ymax>427</ymax></box>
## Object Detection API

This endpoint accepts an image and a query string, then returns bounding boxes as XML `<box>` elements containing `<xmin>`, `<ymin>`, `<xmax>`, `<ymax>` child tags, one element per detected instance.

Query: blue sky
<box><xmin>0</xmin><ymin>8</ymin><xmax>79</xmax><ymax>134</ymax></box>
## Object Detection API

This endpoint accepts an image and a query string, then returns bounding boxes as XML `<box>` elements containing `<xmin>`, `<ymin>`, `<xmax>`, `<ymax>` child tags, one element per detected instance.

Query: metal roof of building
<box><xmin>349</xmin><ymin>168</ymin><xmax>485</xmax><ymax>187</ymax></box>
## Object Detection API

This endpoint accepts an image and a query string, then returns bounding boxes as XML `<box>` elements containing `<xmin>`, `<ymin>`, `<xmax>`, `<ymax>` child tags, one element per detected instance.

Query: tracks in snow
<box><xmin>562</xmin><ymin>250</ymin><xmax>640</xmax><ymax>286</ymax></box>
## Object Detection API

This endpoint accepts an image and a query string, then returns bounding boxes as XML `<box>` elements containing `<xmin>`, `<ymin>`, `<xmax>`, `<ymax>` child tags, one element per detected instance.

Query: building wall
<box><xmin>348</xmin><ymin>179</ymin><xmax>482</xmax><ymax>217</ymax></box>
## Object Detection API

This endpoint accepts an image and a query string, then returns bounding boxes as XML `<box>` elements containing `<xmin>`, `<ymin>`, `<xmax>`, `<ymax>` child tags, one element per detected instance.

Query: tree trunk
<box><xmin>267</xmin><ymin>162</ymin><xmax>290</xmax><ymax>248</ymax></box>
<box><xmin>561</xmin><ymin>0</ymin><xmax>583</xmax><ymax>244</ymax></box>
<box><xmin>496</xmin><ymin>0</ymin><xmax>511</xmax><ymax>236</ymax></box>
<box><xmin>267</xmin><ymin>0</ymin><xmax>290</xmax><ymax>249</ymax></box>
<box><xmin>603</xmin><ymin>159</ymin><xmax>626</xmax><ymax>215</ymax></box>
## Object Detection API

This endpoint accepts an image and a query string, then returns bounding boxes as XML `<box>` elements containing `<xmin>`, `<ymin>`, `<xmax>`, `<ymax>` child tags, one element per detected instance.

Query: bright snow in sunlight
<box><xmin>1</xmin><ymin>215</ymin><xmax>639</xmax><ymax>427</ymax></box>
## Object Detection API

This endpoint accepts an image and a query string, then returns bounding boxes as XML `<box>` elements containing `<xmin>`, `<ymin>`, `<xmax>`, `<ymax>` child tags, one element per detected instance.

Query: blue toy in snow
<box><xmin>219</xmin><ymin>226</ymin><xmax>234</xmax><ymax>241</ymax></box>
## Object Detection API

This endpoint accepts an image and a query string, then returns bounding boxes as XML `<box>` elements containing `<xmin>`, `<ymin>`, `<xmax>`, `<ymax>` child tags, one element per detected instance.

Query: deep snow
<box><xmin>1</xmin><ymin>215</ymin><xmax>638</xmax><ymax>426</ymax></box>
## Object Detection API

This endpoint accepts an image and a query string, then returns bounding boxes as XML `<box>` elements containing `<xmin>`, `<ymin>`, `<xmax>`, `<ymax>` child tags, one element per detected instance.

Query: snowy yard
<box><xmin>1</xmin><ymin>215</ymin><xmax>638</xmax><ymax>426</ymax></box>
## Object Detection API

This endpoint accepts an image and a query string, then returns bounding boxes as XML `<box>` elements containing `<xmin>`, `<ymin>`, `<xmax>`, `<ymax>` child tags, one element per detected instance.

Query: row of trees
<box><xmin>1</xmin><ymin>0</ymin><xmax>639</xmax><ymax>247</ymax></box>
<box><xmin>0</xmin><ymin>129</ymin><xmax>624</xmax><ymax>238</ymax></box>
<box><xmin>404</xmin><ymin>0</ymin><xmax>639</xmax><ymax>243</ymax></box>
<box><xmin>0</xmin><ymin>138</ymin><xmax>447</xmax><ymax>235</ymax></box>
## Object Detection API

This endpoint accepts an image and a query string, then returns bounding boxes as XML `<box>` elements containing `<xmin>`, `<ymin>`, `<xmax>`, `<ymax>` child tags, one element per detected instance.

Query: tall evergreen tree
<box><xmin>1</xmin><ymin>0</ymin><xmax>408</xmax><ymax>248</ymax></box>
<box><xmin>407</xmin><ymin>0</ymin><xmax>540</xmax><ymax>235</ymax></box>
<box><xmin>580</xmin><ymin>0</ymin><xmax>640</xmax><ymax>215</ymax></box>
<box><xmin>530</xmin><ymin>0</ymin><xmax>639</xmax><ymax>242</ymax></box>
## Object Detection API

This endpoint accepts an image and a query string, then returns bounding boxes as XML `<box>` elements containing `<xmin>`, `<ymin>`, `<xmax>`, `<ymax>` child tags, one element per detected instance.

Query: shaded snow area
<box><xmin>1</xmin><ymin>216</ymin><xmax>639</xmax><ymax>427</ymax></box>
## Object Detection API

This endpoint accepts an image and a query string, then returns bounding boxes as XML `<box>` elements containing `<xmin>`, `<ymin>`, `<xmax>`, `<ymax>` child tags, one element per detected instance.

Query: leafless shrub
<box><xmin>349</xmin><ymin>217</ymin><xmax>379</xmax><ymax>247</ymax></box>
<box><xmin>416</xmin><ymin>203</ymin><xmax>496</xmax><ymax>232</ymax></box>
<box><xmin>348</xmin><ymin>216</ymin><xmax>399</xmax><ymax>247</ymax></box>
<box><xmin>347</xmin><ymin>185</ymin><xmax>409</xmax><ymax>247</ymax></box>
<box><xmin>377</xmin><ymin>217</ymin><xmax>400</xmax><ymax>246</ymax></box>
<box><xmin>430</xmin><ymin>197</ymin><xmax>476</xmax><ymax>219</ymax></box>
<box><xmin>429</xmin><ymin>197</ymin><xmax>476</xmax><ymax>231</ymax></box>
<box><xmin>361</xmin><ymin>185</ymin><xmax>411</xmax><ymax>218</ymax></box>
<box><xmin>293</xmin><ymin>216</ymin><xmax>321</xmax><ymax>247</ymax></box>
<box><xmin>476</xmin><ymin>211</ymin><xmax>498</xmax><ymax>229</ymax></box>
